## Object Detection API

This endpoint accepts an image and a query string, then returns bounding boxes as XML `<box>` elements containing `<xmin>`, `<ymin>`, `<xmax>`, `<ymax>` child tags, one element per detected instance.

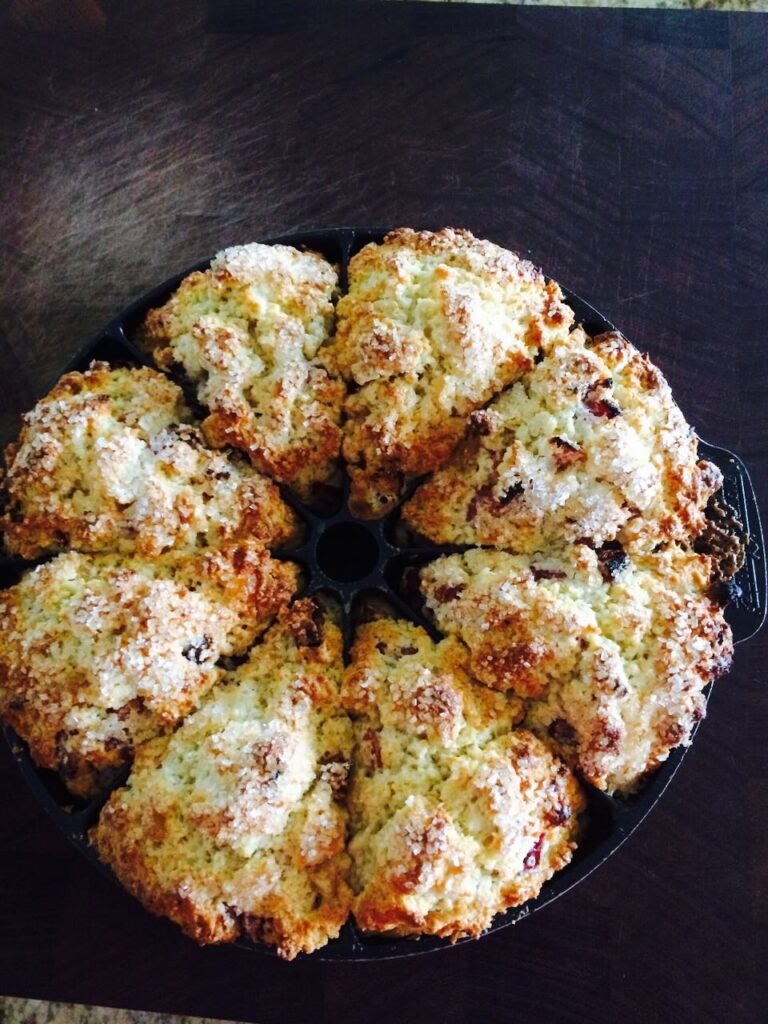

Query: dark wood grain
<box><xmin>0</xmin><ymin>4</ymin><xmax>766</xmax><ymax>1023</ymax></box>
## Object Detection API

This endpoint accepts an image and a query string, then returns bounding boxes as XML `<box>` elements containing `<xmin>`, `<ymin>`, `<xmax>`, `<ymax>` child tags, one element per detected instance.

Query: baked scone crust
<box><xmin>0</xmin><ymin>542</ymin><xmax>298</xmax><ymax>798</ymax></box>
<box><xmin>0</xmin><ymin>362</ymin><xmax>299</xmax><ymax>559</ymax></box>
<box><xmin>140</xmin><ymin>243</ymin><xmax>345</xmax><ymax>496</ymax></box>
<box><xmin>420</xmin><ymin>546</ymin><xmax>733</xmax><ymax>793</ymax></box>
<box><xmin>330</xmin><ymin>228</ymin><xmax>574</xmax><ymax>517</ymax></box>
<box><xmin>91</xmin><ymin>599</ymin><xmax>353</xmax><ymax>960</ymax></box>
<box><xmin>404</xmin><ymin>330</ymin><xmax>722</xmax><ymax>555</ymax></box>
<box><xmin>342</xmin><ymin>618</ymin><xmax>584</xmax><ymax>939</ymax></box>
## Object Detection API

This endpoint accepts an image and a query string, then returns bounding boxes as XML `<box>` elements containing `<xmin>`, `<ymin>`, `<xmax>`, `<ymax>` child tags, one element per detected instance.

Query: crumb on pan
<box><xmin>0</xmin><ymin>362</ymin><xmax>299</xmax><ymax>559</ymax></box>
<box><xmin>342</xmin><ymin>618</ymin><xmax>584</xmax><ymax>940</ymax></box>
<box><xmin>90</xmin><ymin>599</ymin><xmax>353</xmax><ymax>960</ymax></box>
<box><xmin>420</xmin><ymin>545</ymin><xmax>733</xmax><ymax>794</ymax></box>
<box><xmin>0</xmin><ymin>543</ymin><xmax>298</xmax><ymax>799</ymax></box>
<box><xmin>328</xmin><ymin>228</ymin><xmax>575</xmax><ymax>517</ymax></box>
<box><xmin>139</xmin><ymin>243</ymin><xmax>345</xmax><ymax>497</ymax></box>
<box><xmin>694</xmin><ymin>487</ymin><xmax>747</xmax><ymax>581</ymax></box>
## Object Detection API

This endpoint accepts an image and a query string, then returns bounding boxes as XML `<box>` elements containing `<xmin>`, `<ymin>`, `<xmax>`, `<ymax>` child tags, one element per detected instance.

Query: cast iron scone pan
<box><xmin>1</xmin><ymin>228</ymin><xmax>765</xmax><ymax>960</ymax></box>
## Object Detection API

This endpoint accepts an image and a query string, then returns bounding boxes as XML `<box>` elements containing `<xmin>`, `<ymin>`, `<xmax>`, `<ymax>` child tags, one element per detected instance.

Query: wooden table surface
<box><xmin>1</xmin><ymin>4</ymin><xmax>766</xmax><ymax>1023</ymax></box>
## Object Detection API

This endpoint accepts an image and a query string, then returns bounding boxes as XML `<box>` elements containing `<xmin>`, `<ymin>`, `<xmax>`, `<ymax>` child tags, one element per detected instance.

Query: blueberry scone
<box><xmin>140</xmin><ymin>243</ymin><xmax>345</xmax><ymax>497</ymax></box>
<box><xmin>330</xmin><ymin>228</ymin><xmax>574</xmax><ymax>517</ymax></box>
<box><xmin>91</xmin><ymin>599</ymin><xmax>353</xmax><ymax>959</ymax></box>
<box><xmin>420</xmin><ymin>546</ymin><xmax>733</xmax><ymax>793</ymax></box>
<box><xmin>404</xmin><ymin>330</ymin><xmax>721</xmax><ymax>555</ymax></box>
<box><xmin>0</xmin><ymin>362</ymin><xmax>299</xmax><ymax>559</ymax></box>
<box><xmin>0</xmin><ymin>542</ymin><xmax>298</xmax><ymax>798</ymax></box>
<box><xmin>341</xmin><ymin>618</ymin><xmax>584</xmax><ymax>940</ymax></box>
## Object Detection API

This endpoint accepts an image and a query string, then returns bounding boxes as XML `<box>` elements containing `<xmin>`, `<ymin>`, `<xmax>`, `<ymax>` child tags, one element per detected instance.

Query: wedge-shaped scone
<box><xmin>140</xmin><ymin>243</ymin><xmax>345</xmax><ymax>496</ymax></box>
<box><xmin>404</xmin><ymin>331</ymin><xmax>722</xmax><ymax>554</ymax></box>
<box><xmin>331</xmin><ymin>228</ymin><xmax>574</xmax><ymax>517</ymax></box>
<box><xmin>342</xmin><ymin>618</ymin><xmax>583</xmax><ymax>940</ymax></box>
<box><xmin>91</xmin><ymin>599</ymin><xmax>353</xmax><ymax>959</ymax></box>
<box><xmin>0</xmin><ymin>542</ymin><xmax>298</xmax><ymax>799</ymax></box>
<box><xmin>0</xmin><ymin>362</ymin><xmax>299</xmax><ymax>559</ymax></box>
<box><xmin>420</xmin><ymin>546</ymin><xmax>733</xmax><ymax>793</ymax></box>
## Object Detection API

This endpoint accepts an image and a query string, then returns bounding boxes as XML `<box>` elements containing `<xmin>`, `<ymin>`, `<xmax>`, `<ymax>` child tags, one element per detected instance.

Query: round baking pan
<box><xmin>1</xmin><ymin>228</ymin><xmax>765</xmax><ymax>960</ymax></box>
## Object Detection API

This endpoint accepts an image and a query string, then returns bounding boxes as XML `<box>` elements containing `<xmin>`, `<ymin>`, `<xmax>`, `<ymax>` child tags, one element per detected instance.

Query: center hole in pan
<box><xmin>316</xmin><ymin>522</ymin><xmax>379</xmax><ymax>582</ymax></box>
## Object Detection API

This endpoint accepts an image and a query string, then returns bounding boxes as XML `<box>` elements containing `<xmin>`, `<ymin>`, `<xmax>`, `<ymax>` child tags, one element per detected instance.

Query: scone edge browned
<box><xmin>139</xmin><ymin>242</ymin><xmax>345</xmax><ymax>498</ymax></box>
<box><xmin>90</xmin><ymin>598</ymin><xmax>353</xmax><ymax>960</ymax></box>
<box><xmin>0</xmin><ymin>361</ymin><xmax>300</xmax><ymax>560</ymax></box>
<box><xmin>342</xmin><ymin>617</ymin><xmax>585</xmax><ymax>942</ymax></box>
<box><xmin>0</xmin><ymin>542</ymin><xmax>299</xmax><ymax>799</ymax></box>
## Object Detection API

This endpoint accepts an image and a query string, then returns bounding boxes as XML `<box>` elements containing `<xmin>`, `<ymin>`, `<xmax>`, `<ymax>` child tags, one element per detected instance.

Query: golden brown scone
<box><xmin>420</xmin><ymin>546</ymin><xmax>732</xmax><ymax>793</ymax></box>
<box><xmin>404</xmin><ymin>330</ymin><xmax>722</xmax><ymax>554</ymax></box>
<box><xmin>0</xmin><ymin>543</ymin><xmax>298</xmax><ymax>799</ymax></box>
<box><xmin>140</xmin><ymin>243</ymin><xmax>345</xmax><ymax>496</ymax></box>
<box><xmin>329</xmin><ymin>228</ymin><xmax>574</xmax><ymax>517</ymax></box>
<box><xmin>91</xmin><ymin>599</ymin><xmax>353</xmax><ymax>960</ymax></box>
<box><xmin>341</xmin><ymin>618</ymin><xmax>583</xmax><ymax>940</ymax></box>
<box><xmin>0</xmin><ymin>362</ymin><xmax>299</xmax><ymax>559</ymax></box>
